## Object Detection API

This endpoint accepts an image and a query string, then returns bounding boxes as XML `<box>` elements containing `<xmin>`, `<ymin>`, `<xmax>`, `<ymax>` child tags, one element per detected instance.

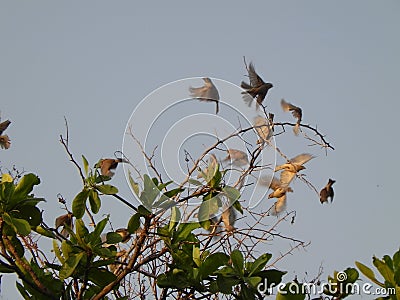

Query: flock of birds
<box><xmin>188</xmin><ymin>59</ymin><xmax>335</xmax><ymax>218</ymax></box>
<box><xmin>1</xmin><ymin>59</ymin><xmax>335</xmax><ymax>236</ymax></box>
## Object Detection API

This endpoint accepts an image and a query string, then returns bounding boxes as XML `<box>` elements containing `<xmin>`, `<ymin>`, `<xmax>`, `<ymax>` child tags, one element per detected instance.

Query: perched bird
<box><xmin>253</xmin><ymin>116</ymin><xmax>273</xmax><ymax>146</ymax></box>
<box><xmin>0</xmin><ymin>120</ymin><xmax>11</xmax><ymax>135</ymax></box>
<box><xmin>281</xmin><ymin>99</ymin><xmax>302</xmax><ymax>135</ymax></box>
<box><xmin>55</xmin><ymin>213</ymin><xmax>74</xmax><ymax>238</ymax></box>
<box><xmin>320</xmin><ymin>179</ymin><xmax>336</xmax><ymax>204</ymax></box>
<box><xmin>221</xmin><ymin>206</ymin><xmax>236</xmax><ymax>232</ymax></box>
<box><xmin>0</xmin><ymin>135</ymin><xmax>11</xmax><ymax>149</ymax></box>
<box><xmin>274</xmin><ymin>153</ymin><xmax>314</xmax><ymax>186</ymax></box>
<box><xmin>98</xmin><ymin>158</ymin><xmax>127</xmax><ymax>177</ymax></box>
<box><xmin>101</xmin><ymin>228</ymin><xmax>132</xmax><ymax>247</ymax></box>
<box><xmin>223</xmin><ymin>149</ymin><xmax>249</xmax><ymax>167</ymax></box>
<box><xmin>189</xmin><ymin>78</ymin><xmax>220</xmax><ymax>114</ymax></box>
<box><xmin>241</xmin><ymin>61</ymin><xmax>273</xmax><ymax>109</ymax></box>
<box><xmin>259</xmin><ymin>176</ymin><xmax>293</xmax><ymax>215</ymax></box>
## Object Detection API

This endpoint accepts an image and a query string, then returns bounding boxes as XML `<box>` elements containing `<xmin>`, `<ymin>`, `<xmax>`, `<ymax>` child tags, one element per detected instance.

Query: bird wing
<box><xmin>259</xmin><ymin>175</ymin><xmax>280</xmax><ymax>190</ymax></box>
<box><xmin>254</xmin><ymin>116</ymin><xmax>270</xmax><ymax>142</ymax></box>
<box><xmin>0</xmin><ymin>120</ymin><xmax>11</xmax><ymax>135</ymax></box>
<box><xmin>271</xmin><ymin>195</ymin><xmax>287</xmax><ymax>215</ymax></box>
<box><xmin>248</xmin><ymin>62</ymin><xmax>265</xmax><ymax>87</ymax></box>
<box><xmin>290</xmin><ymin>153</ymin><xmax>314</xmax><ymax>165</ymax></box>
<box><xmin>279</xmin><ymin>170</ymin><xmax>296</xmax><ymax>187</ymax></box>
<box><xmin>189</xmin><ymin>79</ymin><xmax>219</xmax><ymax>102</ymax></box>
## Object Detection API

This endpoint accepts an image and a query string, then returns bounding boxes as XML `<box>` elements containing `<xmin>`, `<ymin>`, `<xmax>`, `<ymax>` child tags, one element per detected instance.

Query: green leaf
<box><xmin>128</xmin><ymin>171</ymin><xmax>140</xmax><ymax>196</ymax></box>
<box><xmin>105</xmin><ymin>232</ymin><xmax>123</xmax><ymax>244</ymax></box>
<box><xmin>13</xmin><ymin>173</ymin><xmax>40</xmax><ymax>200</ymax></box>
<box><xmin>34</xmin><ymin>225</ymin><xmax>55</xmax><ymax>238</ymax></box>
<box><xmin>248</xmin><ymin>253</ymin><xmax>272</xmax><ymax>276</ymax></box>
<box><xmin>3</xmin><ymin>213</ymin><xmax>31</xmax><ymax>236</ymax></box>
<box><xmin>0</xmin><ymin>263</ymin><xmax>14</xmax><ymax>273</ymax></box>
<box><xmin>138</xmin><ymin>205</ymin><xmax>151</xmax><ymax>216</ymax></box>
<box><xmin>223</xmin><ymin>186</ymin><xmax>241</xmax><ymax>202</ymax></box>
<box><xmin>193</xmin><ymin>246</ymin><xmax>201</xmax><ymax>267</ymax></box>
<box><xmin>88</xmin><ymin>189</ymin><xmax>101</xmax><ymax>214</ymax></box>
<box><xmin>174</xmin><ymin>222</ymin><xmax>201</xmax><ymax>242</ymax></box>
<box><xmin>199</xmin><ymin>252</ymin><xmax>230</xmax><ymax>279</ymax></box>
<box><xmin>91</xmin><ymin>217</ymin><xmax>108</xmax><ymax>244</ymax></box>
<box><xmin>53</xmin><ymin>240</ymin><xmax>65</xmax><ymax>264</ymax></box>
<box><xmin>198</xmin><ymin>197</ymin><xmax>219</xmax><ymax>225</ymax></box>
<box><xmin>12</xmin><ymin>205</ymin><xmax>42</xmax><ymax>227</ymax></box>
<box><xmin>75</xmin><ymin>219</ymin><xmax>89</xmax><ymax>244</ymax></box>
<box><xmin>169</xmin><ymin>206</ymin><xmax>181</xmax><ymax>231</ymax></box>
<box><xmin>59</xmin><ymin>252</ymin><xmax>85</xmax><ymax>280</ymax></box>
<box><xmin>231</xmin><ymin>250</ymin><xmax>244</xmax><ymax>276</ymax></box>
<box><xmin>96</xmin><ymin>184</ymin><xmax>118</xmax><ymax>195</ymax></box>
<box><xmin>373</xmin><ymin>256</ymin><xmax>395</xmax><ymax>286</ymax></box>
<box><xmin>128</xmin><ymin>213</ymin><xmax>141</xmax><ymax>233</ymax></box>
<box><xmin>254</xmin><ymin>269</ymin><xmax>286</xmax><ymax>288</ymax></box>
<box><xmin>355</xmin><ymin>261</ymin><xmax>384</xmax><ymax>287</ymax></box>
<box><xmin>163</xmin><ymin>188</ymin><xmax>184</xmax><ymax>199</ymax></box>
<box><xmin>82</xmin><ymin>155</ymin><xmax>89</xmax><ymax>177</ymax></box>
<box><xmin>188</xmin><ymin>179</ymin><xmax>202</xmax><ymax>186</ymax></box>
<box><xmin>244</xmin><ymin>276</ymin><xmax>262</xmax><ymax>288</ymax></box>
<box><xmin>16</xmin><ymin>282</ymin><xmax>31</xmax><ymax>300</ymax></box>
<box><xmin>72</xmin><ymin>189</ymin><xmax>89</xmax><ymax>219</ymax></box>
<box><xmin>215</xmin><ymin>274</ymin><xmax>240</xmax><ymax>294</ymax></box>
<box><xmin>87</xmin><ymin>267</ymin><xmax>117</xmax><ymax>288</ymax></box>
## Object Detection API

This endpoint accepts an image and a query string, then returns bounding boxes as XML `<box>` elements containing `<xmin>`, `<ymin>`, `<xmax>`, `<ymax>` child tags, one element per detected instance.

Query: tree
<box><xmin>0</xmin><ymin>65</ymin><xmax>358</xmax><ymax>299</ymax></box>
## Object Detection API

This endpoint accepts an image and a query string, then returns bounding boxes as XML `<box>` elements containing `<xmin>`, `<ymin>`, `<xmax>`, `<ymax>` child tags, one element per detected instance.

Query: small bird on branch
<box><xmin>189</xmin><ymin>78</ymin><xmax>220</xmax><ymax>114</ymax></box>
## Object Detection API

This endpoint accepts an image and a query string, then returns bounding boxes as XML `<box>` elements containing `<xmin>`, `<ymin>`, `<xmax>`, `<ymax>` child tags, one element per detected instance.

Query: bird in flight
<box><xmin>281</xmin><ymin>99</ymin><xmax>302</xmax><ymax>135</ymax></box>
<box><xmin>259</xmin><ymin>176</ymin><xmax>293</xmax><ymax>215</ymax></box>
<box><xmin>274</xmin><ymin>153</ymin><xmax>314</xmax><ymax>187</ymax></box>
<box><xmin>189</xmin><ymin>78</ymin><xmax>220</xmax><ymax>114</ymax></box>
<box><xmin>223</xmin><ymin>149</ymin><xmax>249</xmax><ymax>167</ymax></box>
<box><xmin>253</xmin><ymin>115</ymin><xmax>273</xmax><ymax>147</ymax></box>
<box><xmin>241</xmin><ymin>60</ymin><xmax>273</xmax><ymax>109</ymax></box>
<box><xmin>320</xmin><ymin>179</ymin><xmax>336</xmax><ymax>204</ymax></box>
<box><xmin>98</xmin><ymin>158</ymin><xmax>127</xmax><ymax>177</ymax></box>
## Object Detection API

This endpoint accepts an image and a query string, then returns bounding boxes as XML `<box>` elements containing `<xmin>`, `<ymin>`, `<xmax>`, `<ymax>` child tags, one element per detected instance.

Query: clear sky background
<box><xmin>0</xmin><ymin>1</ymin><xmax>399</xmax><ymax>299</ymax></box>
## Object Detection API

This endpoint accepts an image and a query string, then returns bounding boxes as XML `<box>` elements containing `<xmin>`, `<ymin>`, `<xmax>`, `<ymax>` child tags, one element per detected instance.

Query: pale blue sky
<box><xmin>1</xmin><ymin>1</ymin><xmax>399</xmax><ymax>298</ymax></box>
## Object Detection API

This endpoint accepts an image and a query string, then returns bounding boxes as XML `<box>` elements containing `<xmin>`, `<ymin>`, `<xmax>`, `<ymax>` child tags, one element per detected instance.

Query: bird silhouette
<box><xmin>221</xmin><ymin>206</ymin><xmax>236</xmax><ymax>232</ymax></box>
<box><xmin>98</xmin><ymin>158</ymin><xmax>127</xmax><ymax>177</ymax></box>
<box><xmin>55</xmin><ymin>213</ymin><xmax>74</xmax><ymax>238</ymax></box>
<box><xmin>241</xmin><ymin>61</ymin><xmax>273</xmax><ymax>109</ymax></box>
<box><xmin>0</xmin><ymin>120</ymin><xmax>11</xmax><ymax>135</ymax></box>
<box><xmin>320</xmin><ymin>179</ymin><xmax>335</xmax><ymax>204</ymax></box>
<box><xmin>259</xmin><ymin>176</ymin><xmax>293</xmax><ymax>215</ymax></box>
<box><xmin>281</xmin><ymin>99</ymin><xmax>302</xmax><ymax>135</ymax></box>
<box><xmin>253</xmin><ymin>116</ymin><xmax>273</xmax><ymax>147</ymax></box>
<box><xmin>274</xmin><ymin>153</ymin><xmax>314</xmax><ymax>186</ymax></box>
<box><xmin>223</xmin><ymin>149</ymin><xmax>249</xmax><ymax>167</ymax></box>
<box><xmin>0</xmin><ymin>135</ymin><xmax>11</xmax><ymax>149</ymax></box>
<box><xmin>189</xmin><ymin>78</ymin><xmax>220</xmax><ymax>114</ymax></box>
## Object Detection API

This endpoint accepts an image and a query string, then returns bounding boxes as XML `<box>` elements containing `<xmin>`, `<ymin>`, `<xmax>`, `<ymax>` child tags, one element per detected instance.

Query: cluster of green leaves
<box><xmin>0</xmin><ymin>173</ymin><xmax>64</xmax><ymax>298</ymax></box>
<box><xmin>356</xmin><ymin>249</ymin><xmax>400</xmax><ymax>300</ymax></box>
<box><xmin>157</xmin><ymin>220</ymin><xmax>285</xmax><ymax>299</ymax></box>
